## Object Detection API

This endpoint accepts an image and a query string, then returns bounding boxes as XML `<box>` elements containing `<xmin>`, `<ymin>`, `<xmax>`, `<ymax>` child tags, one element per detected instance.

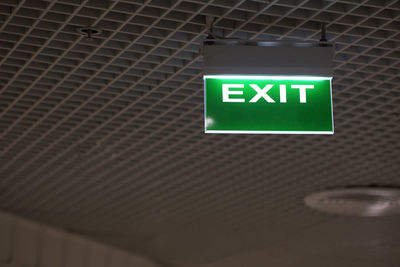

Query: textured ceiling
<box><xmin>0</xmin><ymin>0</ymin><xmax>399</xmax><ymax>266</ymax></box>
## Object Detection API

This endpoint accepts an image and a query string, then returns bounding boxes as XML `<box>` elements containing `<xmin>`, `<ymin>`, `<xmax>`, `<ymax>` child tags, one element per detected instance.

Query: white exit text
<box><xmin>222</xmin><ymin>84</ymin><xmax>314</xmax><ymax>103</ymax></box>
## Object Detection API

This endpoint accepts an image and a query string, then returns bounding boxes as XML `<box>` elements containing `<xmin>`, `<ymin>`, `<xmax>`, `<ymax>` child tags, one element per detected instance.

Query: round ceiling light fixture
<box><xmin>304</xmin><ymin>187</ymin><xmax>400</xmax><ymax>216</ymax></box>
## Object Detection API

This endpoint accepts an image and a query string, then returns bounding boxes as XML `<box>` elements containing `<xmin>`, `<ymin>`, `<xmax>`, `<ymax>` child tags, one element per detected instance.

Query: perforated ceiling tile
<box><xmin>0</xmin><ymin>0</ymin><xmax>400</xmax><ymax>267</ymax></box>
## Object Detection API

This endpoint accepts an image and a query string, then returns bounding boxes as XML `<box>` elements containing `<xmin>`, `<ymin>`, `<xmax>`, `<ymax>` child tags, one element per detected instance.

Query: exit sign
<box><xmin>204</xmin><ymin>75</ymin><xmax>334</xmax><ymax>134</ymax></box>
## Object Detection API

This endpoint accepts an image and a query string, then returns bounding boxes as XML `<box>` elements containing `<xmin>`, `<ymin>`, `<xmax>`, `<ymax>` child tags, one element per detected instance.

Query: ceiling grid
<box><xmin>0</xmin><ymin>0</ymin><xmax>399</xmax><ymax>266</ymax></box>
<box><xmin>0</xmin><ymin>0</ymin><xmax>272</xmax><ymax>211</ymax></box>
<box><xmin>0</xmin><ymin>0</ymin><xmax>335</xmax><ymax>223</ymax></box>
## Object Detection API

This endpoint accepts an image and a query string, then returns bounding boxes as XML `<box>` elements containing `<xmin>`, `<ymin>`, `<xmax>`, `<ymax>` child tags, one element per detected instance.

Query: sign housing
<box><xmin>204</xmin><ymin>75</ymin><xmax>333</xmax><ymax>134</ymax></box>
<box><xmin>202</xmin><ymin>40</ymin><xmax>334</xmax><ymax>134</ymax></box>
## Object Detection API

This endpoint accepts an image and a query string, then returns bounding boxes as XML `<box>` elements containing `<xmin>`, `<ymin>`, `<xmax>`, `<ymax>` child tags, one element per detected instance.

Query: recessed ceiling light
<box><xmin>304</xmin><ymin>187</ymin><xmax>400</xmax><ymax>216</ymax></box>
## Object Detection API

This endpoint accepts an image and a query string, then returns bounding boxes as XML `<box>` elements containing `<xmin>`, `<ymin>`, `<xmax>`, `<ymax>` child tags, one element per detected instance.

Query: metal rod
<box><xmin>320</xmin><ymin>23</ymin><xmax>327</xmax><ymax>42</ymax></box>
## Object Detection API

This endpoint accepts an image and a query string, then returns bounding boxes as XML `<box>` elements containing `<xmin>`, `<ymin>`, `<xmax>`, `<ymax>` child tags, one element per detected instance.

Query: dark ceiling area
<box><xmin>0</xmin><ymin>0</ymin><xmax>399</xmax><ymax>267</ymax></box>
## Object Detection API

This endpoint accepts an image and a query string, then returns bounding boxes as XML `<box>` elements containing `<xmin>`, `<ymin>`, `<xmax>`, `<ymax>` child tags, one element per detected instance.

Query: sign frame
<box><xmin>204</xmin><ymin>75</ymin><xmax>334</xmax><ymax>135</ymax></box>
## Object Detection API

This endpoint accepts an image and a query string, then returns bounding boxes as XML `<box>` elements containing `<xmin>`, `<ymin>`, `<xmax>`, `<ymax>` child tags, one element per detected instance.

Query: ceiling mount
<box><xmin>304</xmin><ymin>187</ymin><xmax>400</xmax><ymax>216</ymax></box>
<box><xmin>77</xmin><ymin>27</ymin><xmax>101</xmax><ymax>40</ymax></box>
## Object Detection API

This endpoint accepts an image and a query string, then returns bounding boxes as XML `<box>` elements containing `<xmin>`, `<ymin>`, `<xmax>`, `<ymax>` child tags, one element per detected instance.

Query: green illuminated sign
<box><xmin>204</xmin><ymin>75</ymin><xmax>334</xmax><ymax>134</ymax></box>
